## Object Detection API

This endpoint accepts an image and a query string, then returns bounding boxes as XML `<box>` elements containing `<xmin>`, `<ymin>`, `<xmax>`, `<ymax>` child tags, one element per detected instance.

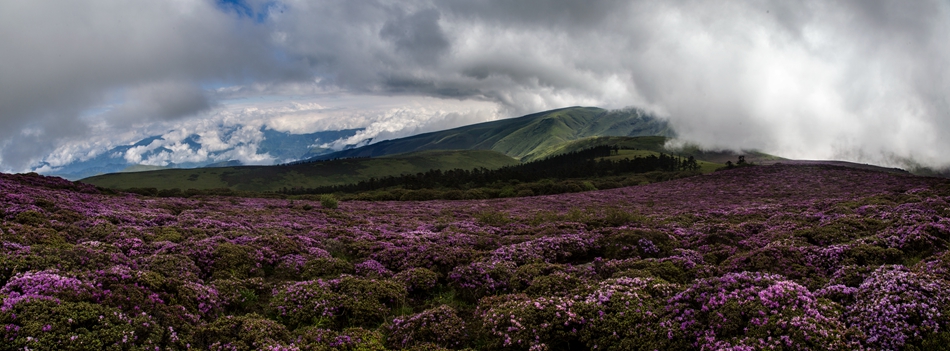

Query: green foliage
<box><xmin>302</xmin><ymin>257</ymin><xmax>354</xmax><ymax>279</ymax></box>
<box><xmin>613</xmin><ymin>262</ymin><xmax>688</xmax><ymax>285</ymax></box>
<box><xmin>599</xmin><ymin>229</ymin><xmax>677</xmax><ymax>259</ymax></box>
<box><xmin>194</xmin><ymin>314</ymin><xmax>292</xmax><ymax>350</ymax></box>
<box><xmin>507</xmin><ymin>263</ymin><xmax>576</xmax><ymax>295</ymax></box>
<box><xmin>475</xmin><ymin>210</ymin><xmax>512</xmax><ymax>227</ymax></box>
<box><xmin>212</xmin><ymin>277</ymin><xmax>270</xmax><ymax>315</ymax></box>
<box><xmin>137</xmin><ymin>254</ymin><xmax>201</xmax><ymax>281</ymax></box>
<box><xmin>477</xmin><ymin>294</ymin><xmax>587</xmax><ymax>350</ymax></box>
<box><xmin>586</xmin><ymin>208</ymin><xmax>647</xmax><ymax>228</ymax></box>
<box><xmin>270</xmin><ymin>280</ymin><xmax>340</xmax><ymax>329</ymax></box>
<box><xmin>575</xmin><ymin>278</ymin><xmax>674</xmax><ymax>350</ymax></box>
<box><xmin>320</xmin><ymin>194</ymin><xmax>339</xmax><ymax>209</ymax></box>
<box><xmin>0</xmin><ymin>300</ymin><xmax>165</xmax><ymax>350</ymax></box>
<box><xmin>795</xmin><ymin>217</ymin><xmax>887</xmax><ymax>245</ymax></box>
<box><xmin>269</xmin><ymin>277</ymin><xmax>406</xmax><ymax>329</ymax></box>
<box><xmin>82</xmin><ymin>150</ymin><xmax>519</xmax><ymax>193</ymax></box>
<box><xmin>293</xmin><ymin>326</ymin><xmax>387</xmax><ymax>351</ymax></box>
<box><xmin>398</xmin><ymin>189</ymin><xmax>440</xmax><ymax>201</ymax></box>
<box><xmin>211</xmin><ymin>243</ymin><xmax>263</xmax><ymax>280</ymax></box>
<box><xmin>525</xmin><ymin>271</ymin><xmax>583</xmax><ymax>297</ymax></box>
<box><xmin>843</xmin><ymin>243</ymin><xmax>904</xmax><ymax>266</ymax></box>
<box><xmin>151</xmin><ymin>226</ymin><xmax>183</xmax><ymax>243</ymax></box>
<box><xmin>15</xmin><ymin>210</ymin><xmax>48</xmax><ymax>226</ymax></box>
<box><xmin>388</xmin><ymin>305</ymin><xmax>469</xmax><ymax>349</ymax></box>
<box><xmin>394</xmin><ymin>267</ymin><xmax>440</xmax><ymax>295</ymax></box>
<box><xmin>156</xmin><ymin>188</ymin><xmax>182</xmax><ymax>197</ymax></box>
<box><xmin>917</xmin><ymin>331</ymin><xmax>950</xmax><ymax>351</ymax></box>
<box><xmin>335</xmin><ymin>277</ymin><xmax>407</xmax><ymax>328</ymax></box>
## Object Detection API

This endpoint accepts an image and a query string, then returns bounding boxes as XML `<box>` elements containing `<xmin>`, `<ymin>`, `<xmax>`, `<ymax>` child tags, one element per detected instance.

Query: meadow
<box><xmin>2</xmin><ymin>164</ymin><xmax>950</xmax><ymax>350</ymax></box>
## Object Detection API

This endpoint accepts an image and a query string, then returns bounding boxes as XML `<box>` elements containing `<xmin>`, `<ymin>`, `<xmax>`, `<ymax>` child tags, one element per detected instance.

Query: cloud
<box><xmin>102</xmin><ymin>81</ymin><xmax>215</xmax><ymax>127</ymax></box>
<box><xmin>3</xmin><ymin>0</ymin><xmax>950</xmax><ymax>172</ymax></box>
<box><xmin>264</xmin><ymin>0</ymin><xmax>950</xmax><ymax>168</ymax></box>
<box><xmin>380</xmin><ymin>8</ymin><xmax>450</xmax><ymax>65</ymax></box>
<box><xmin>0</xmin><ymin>0</ymin><xmax>301</xmax><ymax>171</ymax></box>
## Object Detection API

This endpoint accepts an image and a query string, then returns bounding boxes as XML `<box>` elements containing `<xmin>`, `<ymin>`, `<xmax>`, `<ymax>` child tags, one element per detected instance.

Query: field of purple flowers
<box><xmin>2</xmin><ymin>164</ymin><xmax>950</xmax><ymax>350</ymax></box>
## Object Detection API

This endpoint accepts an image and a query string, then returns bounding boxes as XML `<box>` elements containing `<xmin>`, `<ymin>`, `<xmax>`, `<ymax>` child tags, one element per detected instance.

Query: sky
<box><xmin>1</xmin><ymin>0</ymin><xmax>949</xmax><ymax>173</ymax></box>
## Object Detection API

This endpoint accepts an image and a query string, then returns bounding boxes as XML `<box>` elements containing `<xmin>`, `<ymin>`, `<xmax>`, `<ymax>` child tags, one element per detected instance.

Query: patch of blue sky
<box><xmin>215</xmin><ymin>0</ymin><xmax>281</xmax><ymax>23</ymax></box>
<box><xmin>78</xmin><ymin>106</ymin><xmax>113</xmax><ymax>120</ymax></box>
<box><xmin>201</xmin><ymin>81</ymin><xmax>233</xmax><ymax>91</ymax></box>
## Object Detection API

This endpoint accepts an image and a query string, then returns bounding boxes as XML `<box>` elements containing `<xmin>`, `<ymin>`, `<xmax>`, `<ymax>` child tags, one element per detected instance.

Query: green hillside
<box><xmin>536</xmin><ymin>136</ymin><xmax>780</xmax><ymax>172</ymax></box>
<box><xmin>308</xmin><ymin>106</ymin><xmax>675</xmax><ymax>162</ymax></box>
<box><xmin>119</xmin><ymin>164</ymin><xmax>168</xmax><ymax>173</ymax></box>
<box><xmin>81</xmin><ymin>149</ymin><xmax>519</xmax><ymax>192</ymax></box>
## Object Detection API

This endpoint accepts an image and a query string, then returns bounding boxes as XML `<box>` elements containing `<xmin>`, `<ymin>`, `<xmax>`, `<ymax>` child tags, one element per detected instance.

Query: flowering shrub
<box><xmin>393</xmin><ymin>267</ymin><xmax>439</xmax><ymax>294</ymax></box>
<box><xmin>476</xmin><ymin>294</ymin><xmax>585</xmax><ymax>350</ymax></box>
<box><xmin>1</xmin><ymin>270</ymin><xmax>96</xmax><ymax>311</ymax></box>
<box><xmin>270</xmin><ymin>276</ymin><xmax>405</xmax><ymax>329</ymax></box>
<box><xmin>488</xmin><ymin>234</ymin><xmax>598</xmax><ymax>265</ymax></box>
<box><xmin>136</xmin><ymin>253</ymin><xmax>202</xmax><ymax>281</ymax></box>
<box><xmin>0</xmin><ymin>299</ymin><xmax>164</xmax><ymax>350</ymax></box>
<box><xmin>370</xmin><ymin>237</ymin><xmax>477</xmax><ymax>275</ymax></box>
<box><xmin>508</xmin><ymin>263</ymin><xmax>568</xmax><ymax>294</ymax></box>
<box><xmin>448</xmin><ymin>260</ymin><xmax>517</xmax><ymax>300</ymax></box>
<box><xmin>598</xmin><ymin>229</ymin><xmax>678</xmax><ymax>259</ymax></box>
<box><xmin>847</xmin><ymin>265</ymin><xmax>950</xmax><ymax>350</ymax></box>
<box><xmin>665</xmin><ymin>272</ymin><xmax>850</xmax><ymax>350</ymax></box>
<box><xmin>212</xmin><ymin>277</ymin><xmax>269</xmax><ymax>315</ymax></box>
<box><xmin>387</xmin><ymin>305</ymin><xmax>468</xmax><ymax>349</ymax></box>
<box><xmin>333</xmin><ymin>276</ymin><xmax>407</xmax><ymax>328</ymax></box>
<box><xmin>1</xmin><ymin>166</ymin><xmax>949</xmax><ymax>349</ymax></box>
<box><xmin>211</xmin><ymin>243</ymin><xmax>266</xmax><ymax>280</ymax></box>
<box><xmin>270</xmin><ymin>279</ymin><xmax>341</xmax><ymax>329</ymax></box>
<box><xmin>354</xmin><ymin>259</ymin><xmax>394</xmax><ymax>278</ymax></box>
<box><xmin>293</xmin><ymin>326</ymin><xmax>386</xmax><ymax>350</ymax></box>
<box><xmin>194</xmin><ymin>313</ymin><xmax>293</xmax><ymax>351</ymax></box>
<box><xmin>577</xmin><ymin>277</ymin><xmax>675</xmax><ymax>350</ymax></box>
<box><xmin>597</xmin><ymin>257</ymin><xmax>694</xmax><ymax>284</ymax></box>
<box><xmin>301</xmin><ymin>257</ymin><xmax>354</xmax><ymax>279</ymax></box>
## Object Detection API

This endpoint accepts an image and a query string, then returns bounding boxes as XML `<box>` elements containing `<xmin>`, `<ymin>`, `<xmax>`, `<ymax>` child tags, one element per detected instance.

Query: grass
<box><xmin>81</xmin><ymin>149</ymin><xmax>519</xmax><ymax>192</ymax></box>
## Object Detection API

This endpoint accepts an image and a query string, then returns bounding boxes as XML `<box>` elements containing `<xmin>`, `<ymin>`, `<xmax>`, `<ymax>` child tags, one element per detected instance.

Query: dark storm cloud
<box><xmin>380</xmin><ymin>8</ymin><xmax>450</xmax><ymax>65</ymax></box>
<box><xmin>102</xmin><ymin>81</ymin><xmax>215</xmax><ymax>127</ymax></box>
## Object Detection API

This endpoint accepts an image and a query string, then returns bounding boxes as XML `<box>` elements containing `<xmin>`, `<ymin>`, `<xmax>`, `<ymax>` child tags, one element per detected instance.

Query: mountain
<box><xmin>257</xmin><ymin>128</ymin><xmax>365</xmax><ymax>164</ymax></box>
<box><xmin>41</xmin><ymin>127</ymin><xmax>364</xmax><ymax>180</ymax></box>
<box><xmin>305</xmin><ymin>106</ymin><xmax>675</xmax><ymax>162</ymax></box>
<box><xmin>81</xmin><ymin>106</ymin><xmax>783</xmax><ymax>192</ymax></box>
<box><xmin>80</xmin><ymin>149</ymin><xmax>519</xmax><ymax>192</ymax></box>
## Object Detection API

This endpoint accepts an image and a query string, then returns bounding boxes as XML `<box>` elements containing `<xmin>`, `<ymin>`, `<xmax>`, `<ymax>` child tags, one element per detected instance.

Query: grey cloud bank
<box><xmin>1</xmin><ymin>0</ymin><xmax>948</xmax><ymax>173</ymax></box>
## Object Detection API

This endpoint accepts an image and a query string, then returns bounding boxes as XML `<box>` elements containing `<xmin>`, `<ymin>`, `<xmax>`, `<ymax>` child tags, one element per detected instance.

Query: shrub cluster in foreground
<box><xmin>1</xmin><ymin>166</ymin><xmax>950</xmax><ymax>350</ymax></box>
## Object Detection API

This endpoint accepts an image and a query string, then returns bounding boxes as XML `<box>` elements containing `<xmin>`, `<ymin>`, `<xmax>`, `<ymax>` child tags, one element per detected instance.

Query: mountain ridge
<box><xmin>305</xmin><ymin>106</ymin><xmax>675</xmax><ymax>162</ymax></box>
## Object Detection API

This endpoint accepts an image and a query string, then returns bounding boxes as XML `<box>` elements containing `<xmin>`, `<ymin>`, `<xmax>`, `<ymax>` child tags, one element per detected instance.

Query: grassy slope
<box><xmin>595</xmin><ymin>150</ymin><xmax>722</xmax><ymax>174</ymax></box>
<box><xmin>119</xmin><ymin>165</ymin><xmax>168</xmax><ymax>173</ymax></box>
<box><xmin>540</xmin><ymin>135</ymin><xmax>782</xmax><ymax>173</ymax></box>
<box><xmin>309</xmin><ymin>106</ymin><xmax>675</xmax><ymax>162</ymax></box>
<box><xmin>81</xmin><ymin>150</ymin><xmax>519</xmax><ymax>192</ymax></box>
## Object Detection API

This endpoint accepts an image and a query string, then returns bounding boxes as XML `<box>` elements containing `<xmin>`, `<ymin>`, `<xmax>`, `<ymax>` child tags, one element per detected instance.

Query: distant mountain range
<box><xmin>41</xmin><ymin>128</ymin><xmax>364</xmax><ymax>180</ymax></box>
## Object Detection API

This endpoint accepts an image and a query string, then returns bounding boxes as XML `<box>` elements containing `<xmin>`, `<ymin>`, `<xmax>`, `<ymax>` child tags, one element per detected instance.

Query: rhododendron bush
<box><xmin>1</xmin><ymin>165</ymin><xmax>950</xmax><ymax>350</ymax></box>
